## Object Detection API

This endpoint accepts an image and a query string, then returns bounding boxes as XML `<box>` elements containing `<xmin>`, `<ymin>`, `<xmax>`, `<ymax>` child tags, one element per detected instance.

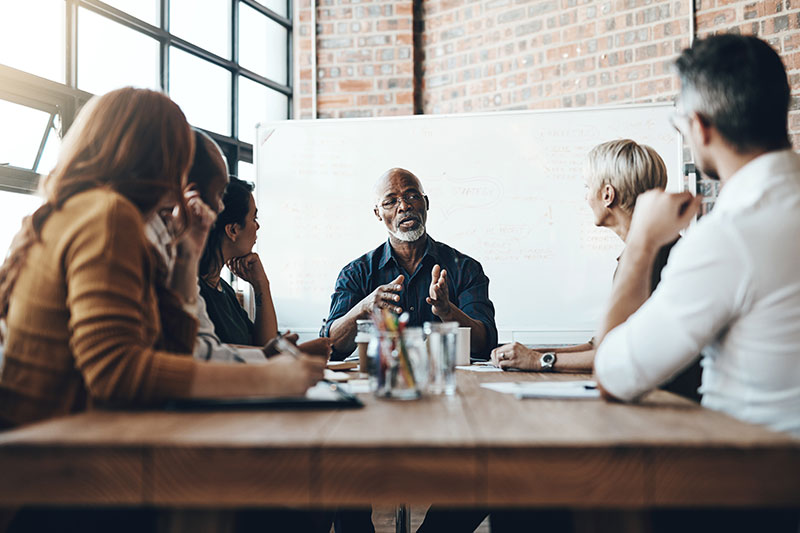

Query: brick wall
<box><xmin>294</xmin><ymin>0</ymin><xmax>415</xmax><ymax>119</ymax></box>
<box><xmin>422</xmin><ymin>0</ymin><xmax>690</xmax><ymax>114</ymax></box>
<box><xmin>695</xmin><ymin>0</ymin><xmax>800</xmax><ymax>147</ymax></box>
<box><xmin>294</xmin><ymin>0</ymin><xmax>314</xmax><ymax>119</ymax></box>
<box><xmin>294</xmin><ymin>0</ymin><xmax>800</xmax><ymax>147</ymax></box>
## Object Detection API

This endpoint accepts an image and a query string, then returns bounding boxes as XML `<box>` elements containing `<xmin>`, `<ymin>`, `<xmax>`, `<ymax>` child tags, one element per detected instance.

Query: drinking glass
<box><xmin>424</xmin><ymin>321</ymin><xmax>458</xmax><ymax>395</ymax></box>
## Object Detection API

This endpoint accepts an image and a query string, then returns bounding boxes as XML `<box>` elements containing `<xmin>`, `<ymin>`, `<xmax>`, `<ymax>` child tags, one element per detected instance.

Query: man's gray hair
<box><xmin>674</xmin><ymin>34</ymin><xmax>790</xmax><ymax>153</ymax></box>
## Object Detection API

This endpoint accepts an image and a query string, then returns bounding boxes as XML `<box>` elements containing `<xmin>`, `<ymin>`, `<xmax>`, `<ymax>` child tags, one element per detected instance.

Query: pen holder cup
<box><xmin>368</xmin><ymin>328</ymin><xmax>428</xmax><ymax>400</ymax></box>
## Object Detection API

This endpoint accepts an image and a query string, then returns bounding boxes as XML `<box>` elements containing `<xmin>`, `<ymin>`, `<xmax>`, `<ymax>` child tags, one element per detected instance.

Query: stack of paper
<box><xmin>481</xmin><ymin>380</ymin><xmax>600</xmax><ymax>399</ymax></box>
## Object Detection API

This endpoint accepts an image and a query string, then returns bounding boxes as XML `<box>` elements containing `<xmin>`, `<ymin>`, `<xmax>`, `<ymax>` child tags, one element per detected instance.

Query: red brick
<box><xmin>377</xmin><ymin>18</ymin><xmax>411</xmax><ymax>31</ymax></box>
<box><xmin>784</xmin><ymin>51</ymin><xmax>800</xmax><ymax>70</ymax></box>
<box><xmin>696</xmin><ymin>8</ymin><xmax>737</xmax><ymax>31</ymax></box>
<box><xmin>762</xmin><ymin>14</ymin><xmax>793</xmax><ymax>34</ymax></box>
<box><xmin>634</xmin><ymin>76</ymin><xmax>673</xmax><ymax>99</ymax></box>
<box><xmin>789</xmin><ymin>111</ymin><xmax>800</xmax><ymax>131</ymax></box>
<box><xmin>339</xmin><ymin>79</ymin><xmax>374</xmax><ymax>92</ymax></box>
<box><xmin>396</xmin><ymin>2</ymin><xmax>413</xmax><ymax>16</ymax></box>
<box><xmin>598</xmin><ymin>85</ymin><xmax>634</xmax><ymax>104</ymax></box>
<box><xmin>396</xmin><ymin>91</ymin><xmax>414</xmax><ymax>105</ymax></box>
<box><xmin>786</xmin><ymin>33</ymin><xmax>800</xmax><ymax>52</ymax></box>
<box><xmin>791</xmin><ymin>132</ymin><xmax>800</xmax><ymax>149</ymax></box>
<box><xmin>317</xmin><ymin>94</ymin><xmax>354</xmax><ymax>108</ymax></box>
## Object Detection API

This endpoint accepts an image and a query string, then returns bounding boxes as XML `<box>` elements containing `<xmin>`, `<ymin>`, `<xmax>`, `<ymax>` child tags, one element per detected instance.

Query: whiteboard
<box><xmin>255</xmin><ymin>104</ymin><xmax>680</xmax><ymax>344</ymax></box>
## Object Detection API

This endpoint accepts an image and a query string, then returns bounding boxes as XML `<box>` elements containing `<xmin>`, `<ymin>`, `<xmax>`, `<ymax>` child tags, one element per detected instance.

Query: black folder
<box><xmin>166</xmin><ymin>382</ymin><xmax>363</xmax><ymax>411</ymax></box>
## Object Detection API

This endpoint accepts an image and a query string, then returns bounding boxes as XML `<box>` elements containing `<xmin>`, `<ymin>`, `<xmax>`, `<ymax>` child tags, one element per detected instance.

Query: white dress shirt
<box><xmin>596</xmin><ymin>149</ymin><xmax>800</xmax><ymax>437</ymax></box>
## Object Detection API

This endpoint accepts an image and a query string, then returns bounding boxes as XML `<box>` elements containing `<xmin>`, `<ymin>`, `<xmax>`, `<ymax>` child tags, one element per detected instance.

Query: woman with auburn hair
<box><xmin>0</xmin><ymin>87</ymin><xmax>324</xmax><ymax>435</ymax></box>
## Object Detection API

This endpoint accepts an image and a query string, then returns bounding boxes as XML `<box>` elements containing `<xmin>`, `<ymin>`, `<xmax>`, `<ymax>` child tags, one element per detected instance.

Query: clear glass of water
<box><xmin>424</xmin><ymin>321</ymin><xmax>459</xmax><ymax>395</ymax></box>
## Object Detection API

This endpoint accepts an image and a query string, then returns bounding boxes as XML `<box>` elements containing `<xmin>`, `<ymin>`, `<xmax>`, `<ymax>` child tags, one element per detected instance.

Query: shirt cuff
<box><xmin>145</xmin><ymin>352</ymin><xmax>196</xmax><ymax>401</ymax></box>
<box><xmin>236</xmin><ymin>347</ymin><xmax>268</xmax><ymax>363</ymax></box>
<box><xmin>595</xmin><ymin>325</ymin><xmax>648</xmax><ymax>402</ymax></box>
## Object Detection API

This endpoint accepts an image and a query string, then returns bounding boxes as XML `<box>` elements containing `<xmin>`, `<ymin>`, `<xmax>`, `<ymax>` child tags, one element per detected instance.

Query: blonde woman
<box><xmin>490</xmin><ymin>140</ymin><xmax>699</xmax><ymax>400</ymax></box>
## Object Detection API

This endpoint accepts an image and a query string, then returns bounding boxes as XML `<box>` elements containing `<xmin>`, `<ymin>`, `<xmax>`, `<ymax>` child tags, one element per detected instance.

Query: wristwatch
<box><xmin>539</xmin><ymin>352</ymin><xmax>556</xmax><ymax>372</ymax></box>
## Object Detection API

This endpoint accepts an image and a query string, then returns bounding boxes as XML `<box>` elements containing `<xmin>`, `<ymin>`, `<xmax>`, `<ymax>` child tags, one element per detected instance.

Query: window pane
<box><xmin>169</xmin><ymin>48</ymin><xmax>231</xmax><ymax>136</ymax></box>
<box><xmin>238</xmin><ymin>77</ymin><xmax>288</xmax><ymax>145</ymax></box>
<box><xmin>170</xmin><ymin>0</ymin><xmax>231</xmax><ymax>59</ymax></box>
<box><xmin>0</xmin><ymin>191</ymin><xmax>43</xmax><ymax>263</ymax></box>
<box><xmin>0</xmin><ymin>0</ymin><xmax>65</xmax><ymax>83</ymax></box>
<box><xmin>0</xmin><ymin>100</ymin><xmax>51</xmax><ymax>170</ymax></box>
<box><xmin>101</xmin><ymin>0</ymin><xmax>160</xmax><ymax>26</ymax></box>
<box><xmin>36</xmin><ymin>123</ymin><xmax>61</xmax><ymax>175</ymax></box>
<box><xmin>237</xmin><ymin>160</ymin><xmax>254</xmax><ymax>181</ymax></box>
<box><xmin>250</xmin><ymin>0</ymin><xmax>288</xmax><ymax>19</ymax></box>
<box><xmin>78</xmin><ymin>8</ymin><xmax>160</xmax><ymax>95</ymax></box>
<box><xmin>239</xmin><ymin>4</ymin><xmax>287</xmax><ymax>85</ymax></box>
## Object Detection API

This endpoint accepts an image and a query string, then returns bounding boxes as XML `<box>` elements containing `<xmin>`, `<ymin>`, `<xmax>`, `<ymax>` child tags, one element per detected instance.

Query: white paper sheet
<box><xmin>481</xmin><ymin>380</ymin><xmax>600</xmax><ymax>399</ymax></box>
<box><xmin>457</xmin><ymin>364</ymin><xmax>504</xmax><ymax>372</ymax></box>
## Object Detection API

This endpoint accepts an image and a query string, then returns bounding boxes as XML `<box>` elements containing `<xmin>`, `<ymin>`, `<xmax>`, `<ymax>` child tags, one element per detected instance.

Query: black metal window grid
<box><xmin>0</xmin><ymin>0</ymin><xmax>292</xmax><ymax>194</ymax></box>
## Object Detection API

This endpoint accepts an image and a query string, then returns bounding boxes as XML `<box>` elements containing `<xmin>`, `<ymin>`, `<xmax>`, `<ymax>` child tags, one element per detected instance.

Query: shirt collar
<box><xmin>713</xmin><ymin>149</ymin><xmax>800</xmax><ymax>215</ymax></box>
<box><xmin>144</xmin><ymin>213</ymin><xmax>175</xmax><ymax>261</ymax></box>
<box><xmin>377</xmin><ymin>234</ymin><xmax>439</xmax><ymax>270</ymax></box>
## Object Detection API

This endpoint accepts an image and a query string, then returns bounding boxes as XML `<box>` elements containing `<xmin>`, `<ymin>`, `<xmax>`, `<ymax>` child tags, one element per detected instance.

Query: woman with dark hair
<box><xmin>0</xmin><ymin>88</ymin><xmax>324</xmax><ymax>433</ymax></box>
<box><xmin>199</xmin><ymin>177</ymin><xmax>278</xmax><ymax>346</ymax></box>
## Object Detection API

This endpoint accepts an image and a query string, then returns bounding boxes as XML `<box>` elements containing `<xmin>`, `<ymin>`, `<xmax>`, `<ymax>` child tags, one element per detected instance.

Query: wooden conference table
<box><xmin>0</xmin><ymin>371</ymin><xmax>798</xmax><ymax>522</ymax></box>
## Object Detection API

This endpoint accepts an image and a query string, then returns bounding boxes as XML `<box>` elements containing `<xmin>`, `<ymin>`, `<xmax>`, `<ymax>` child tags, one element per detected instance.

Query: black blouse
<box><xmin>199</xmin><ymin>278</ymin><xmax>254</xmax><ymax>346</ymax></box>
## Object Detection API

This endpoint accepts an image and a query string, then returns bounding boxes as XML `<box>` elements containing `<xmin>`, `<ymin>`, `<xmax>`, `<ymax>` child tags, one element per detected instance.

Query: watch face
<box><xmin>542</xmin><ymin>353</ymin><xmax>555</xmax><ymax>364</ymax></box>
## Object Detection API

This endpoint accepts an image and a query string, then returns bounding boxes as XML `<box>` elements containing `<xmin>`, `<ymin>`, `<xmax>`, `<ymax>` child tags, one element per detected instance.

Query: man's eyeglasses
<box><xmin>379</xmin><ymin>192</ymin><xmax>425</xmax><ymax>210</ymax></box>
<box><xmin>668</xmin><ymin>111</ymin><xmax>692</xmax><ymax>137</ymax></box>
<box><xmin>669</xmin><ymin>111</ymin><xmax>689</xmax><ymax>137</ymax></box>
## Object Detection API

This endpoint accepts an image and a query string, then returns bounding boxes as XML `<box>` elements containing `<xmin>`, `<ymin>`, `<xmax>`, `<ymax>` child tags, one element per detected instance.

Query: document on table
<box><xmin>457</xmin><ymin>361</ymin><xmax>506</xmax><ymax>372</ymax></box>
<box><xmin>481</xmin><ymin>380</ymin><xmax>600</xmax><ymax>399</ymax></box>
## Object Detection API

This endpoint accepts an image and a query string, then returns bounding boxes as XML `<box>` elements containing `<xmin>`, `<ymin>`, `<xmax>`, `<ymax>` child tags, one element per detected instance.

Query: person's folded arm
<box><xmin>595</xmin><ymin>222</ymin><xmax>749</xmax><ymax>402</ymax></box>
<box><xmin>66</xmin><ymin>198</ymin><xmax>196</xmax><ymax>405</ymax></box>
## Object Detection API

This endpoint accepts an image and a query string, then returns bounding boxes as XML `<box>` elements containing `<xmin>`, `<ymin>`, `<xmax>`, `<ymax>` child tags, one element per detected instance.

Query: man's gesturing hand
<box><xmin>427</xmin><ymin>264</ymin><xmax>452</xmax><ymax>318</ymax></box>
<box><xmin>360</xmin><ymin>274</ymin><xmax>405</xmax><ymax>316</ymax></box>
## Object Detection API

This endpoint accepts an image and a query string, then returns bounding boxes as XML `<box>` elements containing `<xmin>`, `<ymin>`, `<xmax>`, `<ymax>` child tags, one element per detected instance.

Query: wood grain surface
<box><xmin>0</xmin><ymin>371</ymin><xmax>797</xmax><ymax>508</ymax></box>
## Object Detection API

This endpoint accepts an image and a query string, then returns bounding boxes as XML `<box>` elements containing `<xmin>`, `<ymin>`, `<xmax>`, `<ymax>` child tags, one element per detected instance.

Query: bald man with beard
<box><xmin>321</xmin><ymin>167</ymin><xmax>497</xmax><ymax>361</ymax></box>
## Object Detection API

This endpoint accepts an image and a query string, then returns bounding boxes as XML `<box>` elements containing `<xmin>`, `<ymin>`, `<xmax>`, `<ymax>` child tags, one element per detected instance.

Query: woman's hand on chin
<box><xmin>227</xmin><ymin>252</ymin><xmax>269</xmax><ymax>291</ymax></box>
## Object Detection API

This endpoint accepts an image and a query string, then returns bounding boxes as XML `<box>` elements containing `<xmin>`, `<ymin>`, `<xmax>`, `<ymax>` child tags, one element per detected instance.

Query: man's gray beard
<box><xmin>391</xmin><ymin>224</ymin><xmax>426</xmax><ymax>242</ymax></box>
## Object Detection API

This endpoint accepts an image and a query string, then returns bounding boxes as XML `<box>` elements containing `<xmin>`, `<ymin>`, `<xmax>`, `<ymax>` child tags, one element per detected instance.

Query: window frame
<box><xmin>0</xmin><ymin>64</ymin><xmax>91</xmax><ymax>194</ymax></box>
<box><xmin>0</xmin><ymin>0</ymin><xmax>293</xmax><ymax>194</ymax></box>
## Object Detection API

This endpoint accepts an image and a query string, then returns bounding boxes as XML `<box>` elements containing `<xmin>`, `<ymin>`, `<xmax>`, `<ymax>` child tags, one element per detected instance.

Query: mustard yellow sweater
<box><xmin>0</xmin><ymin>188</ymin><xmax>197</xmax><ymax>428</ymax></box>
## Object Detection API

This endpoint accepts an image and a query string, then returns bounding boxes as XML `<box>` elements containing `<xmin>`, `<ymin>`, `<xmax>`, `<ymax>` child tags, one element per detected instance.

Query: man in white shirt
<box><xmin>595</xmin><ymin>34</ymin><xmax>800</xmax><ymax>439</ymax></box>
